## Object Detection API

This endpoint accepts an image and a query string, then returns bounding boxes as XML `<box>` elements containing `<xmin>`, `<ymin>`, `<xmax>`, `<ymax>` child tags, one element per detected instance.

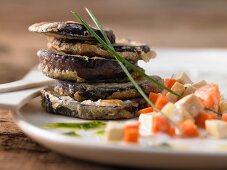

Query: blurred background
<box><xmin>0</xmin><ymin>0</ymin><xmax>227</xmax><ymax>83</ymax></box>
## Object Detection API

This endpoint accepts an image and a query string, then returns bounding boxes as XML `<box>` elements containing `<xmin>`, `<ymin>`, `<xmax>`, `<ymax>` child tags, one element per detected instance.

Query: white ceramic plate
<box><xmin>12</xmin><ymin>48</ymin><xmax>227</xmax><ymax>169</ymax></box>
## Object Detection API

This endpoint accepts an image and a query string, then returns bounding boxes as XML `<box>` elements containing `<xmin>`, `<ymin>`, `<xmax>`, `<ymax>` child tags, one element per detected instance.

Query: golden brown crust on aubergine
<box><xmin>38</xmin><ymin>49</ymin><xmax>144</xmax><ymax>83</ymax></box>
<box><xmin>41</xmin><ymin>88</ymin><xmax>147</xmax><ymax>120</ymax></box>
<box><xmin>54</xmin><ymin>76</ymin><xmax>163</xmax><ymax>101</ymax></box>
<box><xmin>47</xmin><ymin>37</ymin><xmax>156</xmax><ymax>62</ymax></box>
<box><xmin>28</xmin><ymin>21</ymin><xmax>115</xmax><ymax>43</ymax></box>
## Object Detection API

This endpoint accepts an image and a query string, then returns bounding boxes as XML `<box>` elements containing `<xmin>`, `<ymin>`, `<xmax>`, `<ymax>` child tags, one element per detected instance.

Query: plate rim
<box><xmin>12</xmin><ymin>105</ymin><xmax>227</xmax><ymax>157</ymax></box>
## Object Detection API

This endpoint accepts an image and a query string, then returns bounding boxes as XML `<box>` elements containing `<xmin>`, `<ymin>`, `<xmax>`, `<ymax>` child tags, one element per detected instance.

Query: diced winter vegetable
<box><xmin>183</xmin><ymin>85</ymin><xmax>197</xmax><ymax>97</ymax></box>
<box><xmin>179</xmin><ymin>119</ymin><xmax>199</xmax><ymax>138</ymax></box>
<box><xmin>195</xmin><ymin>112</ymin><xmax>218</xmax><ymax>128</ymax></box>
<box><xmin>166</xmin><ymin>82</ymin><xmax>185</xmax><ymax>102</ymax></box>
<box><xmin>152</xmin><ymin>115</ymin><xmax>175</xmax><ymax>136</ymax></box>
<box><xmin>148</xmin><ymin>92</ymin><xmax>159</xmax><ymax>105</ymax></box>
<box><xmin>105</xmin><ymin>122</ymin><xmax>124</xmax><ymax>142</ymax></box>
<box><xmin>195</xmin><ymin>84</ymin><xmax>221</xmax><ymax>110</ymax></box>
<box><xmin>161</xmin><ymin>103</ymin><xmax>176</xmax><ymax>117</ymax></box>
<box><xmin>219</xmin><ymin>100</ymin><xmax>227</xmax><ymax>113</ymax></box>
<box><xmin>172</xmin><ymin>72</ymin><xmax>193</xmax><ymax>84</ymax></box>
<box><xmin>164</xmin><ymin>78</ymin><xmax>177</xmax><ymax>89</ymax></box>
<box><xmin>175</xmin><ymin>94</ymin><xmax>204</xmax><ymax>117</ymax></box>
<box><xmin>138</xmin><ymin>93</ymin><xmax>169</xmax><ymax>114</ymax></box>
<box><xmin>139</xmin><ymin>113</ymin><xmax>155</xmax><ymax>134</ymax></box>
<box><xmin>162</xmin><ymin>103</ymin><xmax>193</xmax><ymax>124</ymax></box>
<box><xmin>206</xmin><ymin>120</ymin><xmax>227</xmax><ymax>138</ymax></box>
<box><xmin>124</xmin><ymin>121</ymin><xmax>139</xmax><ymax>143</ymax></box>
<box><xmin>154</xmin><ymin>94</ymin><xmax>170</xmax><ymax>111</ymax></box>
<box><xmin>149</xmin><ymin>92</ymin><xmax>159</xmax><ymax>103</ymax></box>
<box><xmin>163</xmin><ymin>78</ymin><xmax>177</xmax><ymax>95</ymax></box>
<box><xmin>105</xmin><ymin>72</ymin><xmax>227</xmax><ymax>142</ymax></box>
<box><xmin>137</xmin><ymin>107</ymin><xmax>153</xmax><ymax>114</ymax></box>
<box><xmin>222</xmin><ymin>113</ymin><xmax>227</xmax><ymax>122</ymax></box>
<box><xmin>192</xmin><ymin>80</ymin><xmax>207</xmax><ymax>89</ymax></box>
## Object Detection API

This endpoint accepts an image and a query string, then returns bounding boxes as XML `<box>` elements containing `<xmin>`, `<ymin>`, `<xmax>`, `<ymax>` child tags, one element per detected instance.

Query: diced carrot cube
<box><xmin>163</xmin><ymin>78</ymin><xmax>177</xmax><ymax>95</ymax></box>
<box><xmin>195</xmin><ymin>84</ymin><xmax>221</xmax><ymax>109</ymax></box>
<box><xmin>168</xmin><ymin>126</ymin><xmax>176</xmax><ymax>137</ymax></box>
<box><xmin>164</xmin><ymin>78</ymin><xmax>177</xmax><ymax>89</ymax></box>
<box><xmin>149</xmin><ymin>92</ymin><xmax>159</xmax><ymax>104</ymax></box>
<box><xmin>152</xmin><ymin>115</ymin><xmax>175</xmax><ymax>136</ymax></box>
<box><xmin>124</xmin><ymin>128</ymin><xmax>139</xmax><ymax>143</ymax></box>
<box><xmin>137</xmin><ymin>107</ymin><xmax>153</xmax><ymax>114</ymax></box>
<box><xmin>154</xmin><ymin>94</ymin><xmax>169</xmax><ymax>111</ymax></box>
<box><xmin>195</xmin><ymin>112</ymin><xmax>218</xmax><ymax>128</ymax></box>
<box><xmin>222</xmin><ymin>113</ymin><xmax>227</xmax><ymax>122</ymax></box>
<box><xmin>124</xmin><ymin>121</ymin><xmax>139</xmax><ymax>143</ymax></box>
<box><xmin>179</xmin><ymin>120</ymin><xmax>199</xmax><ymax>138</ymax></box>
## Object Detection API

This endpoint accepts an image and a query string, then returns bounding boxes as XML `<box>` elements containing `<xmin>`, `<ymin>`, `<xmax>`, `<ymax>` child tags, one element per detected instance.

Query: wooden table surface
<box><xmin>1</xmin><ymin>0</ymin><xmax>227</xmax><ymax>169</ymax></box>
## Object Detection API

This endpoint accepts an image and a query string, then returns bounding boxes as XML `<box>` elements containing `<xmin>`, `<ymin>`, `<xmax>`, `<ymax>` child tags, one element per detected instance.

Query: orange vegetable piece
<box><xmin>179</xmin><ymin>120</ymin><xmax>199</xmax><ymax>138</ymax></box>
<box><xmin>149</xmin><ymin>92</ymin><xmax>159</xmax><ymax>104</ymax></box>
<box><xmin>152</xmin><ymin>115</ymin><xmax>175</xmax><ymax>136</ymax></box>
<box><xmin>163</xmin><ymin>78</ymin><xmax>177</xmax><ymax>95</ymax></box>
<box><xmin>195</xmin><ymin>84</ymin><xmax>221</xmax><ymax>109</ymax></box>
<box><xmin>222</xmin><ymin>113</ymin><xmax>227</xmax><ymax>122</ymax></box>
<box><xmin>195</xmin><ymin>112</ymin><xmax>218</xmax><ymax>128</ymax></box>
<box><xmin>124</xmin><ymin>129</ymin><xmax>139</xmax><ymax>143</ymax></box>
<box><xmin>154</xmin><ymin>94</ymin><xmax>169</xmax><ymax>111</ymax></box>
<box><xmin>124</xmin><ymin>121</ymin><xmax>139</xmax><ymax>143</ymax></box>
<box><xmin>164</xmin><ymin>78</ymin><xmax>177</xmax><ymax>89</ymax></box>
<box><xmin>137</xmin><ymin>107</ymin><xmax>153</xmax><ymax>114</ymax></box>
<box><xmin>168</xmin><ymin>127</ymin><xmax>176</xmax><ymax>137</ymax></box>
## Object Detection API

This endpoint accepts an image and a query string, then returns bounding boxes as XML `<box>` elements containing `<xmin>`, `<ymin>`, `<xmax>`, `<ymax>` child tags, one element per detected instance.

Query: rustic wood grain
<box><xmin>1</xmin><ymin>0</ymin><xmax>227</xmax><ymax>169</ymax></box>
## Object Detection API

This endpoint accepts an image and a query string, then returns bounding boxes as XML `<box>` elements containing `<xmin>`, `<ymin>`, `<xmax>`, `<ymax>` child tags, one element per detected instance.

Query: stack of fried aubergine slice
<box><xmin>29</xmin><ymin>21</ymin><xmax>163</xmax><ymax>120</ymax></box>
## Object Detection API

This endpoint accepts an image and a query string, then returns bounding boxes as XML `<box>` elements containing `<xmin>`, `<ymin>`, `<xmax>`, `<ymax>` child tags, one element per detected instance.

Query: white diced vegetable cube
<box><xmin>166</xmin><ymin>82</ymin><xmax>185</xmax><ymax>102</ymax></box>
<box><xmin>162</xmin><ymin>103</ymin><xmax>193</xmax><ymax>124</ymax></box>
<box><xmin>139</xmin><ymin>113</ymin><xmax>155</xmax><ymax>135</ymax></box>
<box><xmin>105</xmin><ymin>122</ymin><xmax>124</xmax><ymax>142</ymax></box>
<box><xmin>192</xmin><ymin>80</ymin><xmax>207</xmax><ymax>89</ymax></box>
<box><xmin>162</xmin><ymin>103</ymin><xmax>176</xmax><ymax>115</ymax></box>
<box><xmin>183</xmin><ymin>85</ymin><xmax>197</xmax><ymax>97</ymax></box>
<box><xmin>175</xmin><ymin>94</ymin><xmax>204</xmax><ymax>117</ymax></box>
<box><xmin>219</xmin><ymin>100</ymin><xmax>227</xmax><ymax>113</ymax></box>
<box><xmin>172</xmin><ymin>72</ymin><xmax>193</xmax><ymax>84</ymax></box>
<box><xmin>206</xmin><ymin>120</ymin><xmax>227</xmax><ymax>138</ymax></box>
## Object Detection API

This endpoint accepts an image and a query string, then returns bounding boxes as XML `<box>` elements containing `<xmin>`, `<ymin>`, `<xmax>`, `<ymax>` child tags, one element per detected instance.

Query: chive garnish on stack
<box><xmin>72</xmin><ymin>8</ymin><xmax>220</xmax><ymax>118</ymax></box>
<box><xmin>72</xmin><ymin>9</ymin><xmax>181</xmax><ymax>128</ymax></box>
